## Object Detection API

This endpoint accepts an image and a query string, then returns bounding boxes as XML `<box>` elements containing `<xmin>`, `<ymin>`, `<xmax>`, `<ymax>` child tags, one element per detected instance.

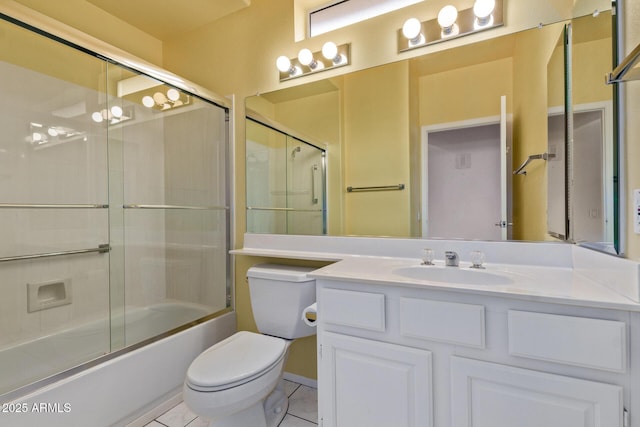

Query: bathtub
<box><xmin>0</xmin><ymin>303</ymin><xmax>235</xmax><ymax>427</ymax></box>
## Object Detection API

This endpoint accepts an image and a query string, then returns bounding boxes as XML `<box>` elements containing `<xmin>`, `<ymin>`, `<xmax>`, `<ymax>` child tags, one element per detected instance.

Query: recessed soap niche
<box><xmin>27</xmin><ymin>279</ymin><xmax>72</xmax><ymax>313</ymax></box>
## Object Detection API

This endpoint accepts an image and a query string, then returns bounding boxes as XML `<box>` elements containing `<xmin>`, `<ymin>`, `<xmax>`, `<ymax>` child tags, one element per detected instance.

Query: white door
<box><xmin>450</xmin><ymin>357</ymin><xmax>623</xmax><ymax>427</ymax></box>
<box><xmin>498</xmin><ymin>95</ymin><xmax>508</xmax><ymax>240</ymax></box>
<box><xmin>319</xmin><ymin>332</ymin><xmax>433</xmax><ymax>427</ymax></box>
<box><xmin>421</xmin><ymin>97</ymin><xmax>510</xmax><ymax>240</ymax></box>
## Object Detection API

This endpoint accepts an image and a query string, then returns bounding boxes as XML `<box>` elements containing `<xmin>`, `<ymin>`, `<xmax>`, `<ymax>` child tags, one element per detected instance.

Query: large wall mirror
<box><xmin>245</xmin><ymin>4</ymin><xmax>620</xmax><ymax>254</ymax></box>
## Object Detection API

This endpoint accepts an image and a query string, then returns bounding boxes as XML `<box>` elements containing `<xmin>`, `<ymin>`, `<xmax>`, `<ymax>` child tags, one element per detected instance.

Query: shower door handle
<box><xmin>311</xmin><ymin>164</ymin><xmax>319</xmax><ymax>205</ymax></box>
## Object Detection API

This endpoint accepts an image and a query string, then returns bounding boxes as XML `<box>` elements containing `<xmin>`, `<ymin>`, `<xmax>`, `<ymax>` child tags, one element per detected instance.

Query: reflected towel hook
<box><xmin>513</xmin><ymin>153</ymin><xmax>555</xmax><ymax>176</ymax></box>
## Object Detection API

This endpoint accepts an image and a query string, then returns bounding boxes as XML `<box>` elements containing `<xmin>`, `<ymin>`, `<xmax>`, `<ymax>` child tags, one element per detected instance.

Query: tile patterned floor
<box><xmin>143</xmin><ymin>380</ymin><xmax>318</xmax><ymax>427</ymax></box>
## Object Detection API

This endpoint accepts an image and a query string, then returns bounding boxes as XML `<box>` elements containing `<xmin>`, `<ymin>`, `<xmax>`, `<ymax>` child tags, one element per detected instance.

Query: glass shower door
<box><xmin>287</xmin><ymin>137</ymin><xmax>326</xmax><ymax>235</ymax></box>
<box><xmin>108</xmin><ymin>65</ymin><xmax>230</xmax><ymax>348</ymax></box>
<box><xmin>0</xmin><ymin>13</ymin><xmax>231</xmax><ymax>400</ymax></box>
<box><xmin>246</xmin><ymin>119</ymin><xmax>289</xmax><ymax>233</ymax></box>
<box><xmin>0</xmin><ymin>19</ymin><xmax>111</xmax><ymax>395</ymax></box>
<box><xmin>246</xmin><ymin>118</ymin><xmax>326</xmax><ymax>235</ymax></box>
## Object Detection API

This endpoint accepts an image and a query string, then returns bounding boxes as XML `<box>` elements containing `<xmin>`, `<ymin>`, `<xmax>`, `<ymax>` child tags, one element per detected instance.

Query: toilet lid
<box><xmin>186</xmin><ymin>331</ymin><xmax>286</xmax><ymax>391</ymax></box>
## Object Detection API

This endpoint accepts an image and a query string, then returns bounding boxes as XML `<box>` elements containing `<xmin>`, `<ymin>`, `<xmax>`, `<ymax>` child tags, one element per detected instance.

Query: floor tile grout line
<box><xmin>184</xmin><ymin>417</ymin><xmax>202</xmax><ymax>427</ymax></box>
<box><xmin>281</xmin><ymin>413</ymin><xmax>319</xmax><ymax>425</ymax></box>
<box><xmin>287</xmin><ymin>383</ymin><xmax>301</xmax><ymax>397</ymax></box>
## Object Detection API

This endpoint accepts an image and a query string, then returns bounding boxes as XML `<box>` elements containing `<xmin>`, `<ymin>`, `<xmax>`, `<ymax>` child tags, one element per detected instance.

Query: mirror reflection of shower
<box><xmin>246</xmin><ymin>115</ymin><xmax>327</xmax><ymax>235</ymax></box>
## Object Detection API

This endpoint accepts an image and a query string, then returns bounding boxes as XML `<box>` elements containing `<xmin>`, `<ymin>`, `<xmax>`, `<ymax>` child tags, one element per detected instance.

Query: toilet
<box><xmin>183</xmin><ymin>264</ymin><xmax>317</xmax><ymax>427</ymax></box>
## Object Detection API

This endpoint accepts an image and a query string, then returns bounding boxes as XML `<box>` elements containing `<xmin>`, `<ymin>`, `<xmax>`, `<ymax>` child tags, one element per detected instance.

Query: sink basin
<box><xmin>392</xmin><ymin>266</ymin><xmax>513</xmax><ymax>285</ymax></box>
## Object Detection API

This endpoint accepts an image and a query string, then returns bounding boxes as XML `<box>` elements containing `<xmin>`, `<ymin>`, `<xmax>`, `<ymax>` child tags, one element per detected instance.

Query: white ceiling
<box><xmin>85</xmin><ymin>0</ymin><xmax>251</xmax><ymax>40</ymax></box>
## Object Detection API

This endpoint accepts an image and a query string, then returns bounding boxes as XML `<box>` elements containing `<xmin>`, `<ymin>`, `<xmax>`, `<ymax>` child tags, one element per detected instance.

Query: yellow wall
<box><xmin>343</xmin><ymin>61</ymin><xmax>411</xmax><ymax>236</ymax></box>
<box><xmin>573</xmin><ymin>37</ymin><xmax>613</xmax><ymax>105</ymax></box>
<box><xmin>6</xmin><ymin>0</ymin><xmax>163</xmax><ymax>65</ymax></box>
<box><xmin>511</xmin><ymin>23</ymin><xmax>566</xmax><ymax>241</ymax></box>
<box><xmin>418</xmin><ymin>58</ymin><xmax>513</xmax><ymax>125</ymax></box>
<box><xmin>273</xmin><ymin>92</ymin><xmax>344</xmax><ymax>235</ymax></box>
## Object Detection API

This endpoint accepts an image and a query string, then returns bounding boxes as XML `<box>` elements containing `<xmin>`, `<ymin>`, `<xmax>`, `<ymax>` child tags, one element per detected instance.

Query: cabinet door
<box><xmin>450</xmin><ymin>357</ymin><xmax>623</xmax><ymax>427</ymax></box>
<box><xmin>319</xmin><ymin>332</ymin><xmax>433</xmax><ymax>427</ymax></box>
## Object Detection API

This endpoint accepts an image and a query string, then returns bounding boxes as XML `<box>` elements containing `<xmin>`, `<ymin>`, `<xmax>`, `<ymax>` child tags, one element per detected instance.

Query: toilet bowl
<box><xmin>183</xmin><ymin>264</ymin><xmax>316</xmax><ymax>427</ymax></box>
<box><xmin>184</xmin><ymin>331</ymin><xmax>291</xmax><ymax>427</ymax></box>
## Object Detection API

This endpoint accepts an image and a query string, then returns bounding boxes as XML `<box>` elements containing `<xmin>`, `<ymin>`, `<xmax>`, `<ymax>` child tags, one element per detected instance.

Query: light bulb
<box><xmin>402</xmin><ymin>18</ymin><xmax>422</xmax><ymax>40</ymax></box>
<box><xmin>322</xmin><ymin>42</ymin><xmax>338</xmax><ymax>61</ymax></box>
<box><xmin>473</xmin><ymin>0</ymin><xmax>495</xmax><ymax>19</ymax></box>
<box><xmin>153</xmin><ymin>92</ymin><xmax>168</xmax><ymax>105</ymax></box>
<box><xmin>32</xmin><ymin>132</ymin><xmax>42</xmax><ymax>141</ymax></box>
<box><xmin>473</xmin><ymin>0</ymin><xmax>495</xmax><ymax>28</ymax></box>
<box><xmin>110</xmin><ymin>105</ymin><xmax>123</xmax><ymax>118</ymax></box>
<box><xmin>167</xmin><ymin>88</ymin><xmax>180</xmax><ymax>102</ymax></box>
<box><xmin>91</xmin><ymin>111</ymin><xmax>104</xmax><ymax>123</ymax></box>
<box><xmin>402</xmin><ymin>17</ymin><xmax>425</xmax><ymax>46</ymax></box>
<box><xmin>142</xmin><ymin>96</ymin><xmax>155</xmax><ymax>108</ymax></box>
<box><xmin>437</xmin><ymin>5</ymin><xmax>458</xmax><ymax>31</ymax></box>
<box><xmin>47</xmin><ymin>127</ymin><xmax>58</xmax><ymax>137</ymax></box>
<box><xmin>298</xmin><ymin>48</ymin><xmax>314</xmax><ymax>66</ymax></box>
<box><xmin>276</xmin><ymin>55</ymin><xmax>292</xmax><ymax>73</ymax></box>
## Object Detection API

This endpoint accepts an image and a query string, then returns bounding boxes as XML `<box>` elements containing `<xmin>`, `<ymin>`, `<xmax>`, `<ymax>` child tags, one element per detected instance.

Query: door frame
<box><xmin>420</xmin><ymin>113</ymin><xmax>513</xmax><ymax>239</ymax></box>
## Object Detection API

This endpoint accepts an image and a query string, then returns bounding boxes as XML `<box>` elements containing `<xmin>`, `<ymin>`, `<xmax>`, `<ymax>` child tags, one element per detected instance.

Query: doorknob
<box><xmin>494</xmin><ymin>221</ymin><xmax>514</xmax><ymax>228</ymax></box>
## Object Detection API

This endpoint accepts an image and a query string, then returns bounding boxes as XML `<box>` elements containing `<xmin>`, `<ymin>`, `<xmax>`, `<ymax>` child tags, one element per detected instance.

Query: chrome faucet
<box><xmin>445</xmin><ymin>251</ymin><xmax>459</xmax><ymax>267</ymax></box>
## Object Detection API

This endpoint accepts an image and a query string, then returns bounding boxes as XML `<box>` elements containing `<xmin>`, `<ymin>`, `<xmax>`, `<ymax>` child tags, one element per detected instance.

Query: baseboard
<box><xmin>283</xmin><ymin>372</ymin><xmax>317</xmax><ymax>389</ymax></box>
<box><xmin>125</xmin><ymin>391</ymin><xmax>183</xmax><ymax>427</ymax></box>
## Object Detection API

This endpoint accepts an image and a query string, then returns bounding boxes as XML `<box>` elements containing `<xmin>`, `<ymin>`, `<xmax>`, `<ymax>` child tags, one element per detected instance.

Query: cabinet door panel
<box><xmin>320</xmin><ymin>288</ymin><xmax>385</xmax><ymax>331</ymax></box>
<box><xmin>320</xmin><ymin>332</ymin><xmax>433</xmax><ymax>427</ymax></box>
<box><xmin>508</xmin><ymin>310</ymin><xmax>626</xmax><ymax>372</ymax></box>
<box><xmin>400</xmin><ymin>297</ymin><xmax>485</xmax><ymax>348</ymax></box>
<box><xmin>450</xmin><ymin>356</ymin><xmax>623</xmax><ymax>427</ymax></box>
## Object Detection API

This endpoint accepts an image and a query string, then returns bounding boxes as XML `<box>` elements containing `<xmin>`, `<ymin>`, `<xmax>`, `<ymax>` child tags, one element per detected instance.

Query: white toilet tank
<box><xmin>247</xmin><ymin>264</ymin><xmax>316</xmax><ymax>339</ymax></box>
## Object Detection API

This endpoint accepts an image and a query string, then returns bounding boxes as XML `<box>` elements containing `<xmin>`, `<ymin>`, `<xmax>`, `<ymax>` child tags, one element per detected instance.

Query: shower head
<box><xmin>291</xmin><ymin>146</ymin><xmax>301</xmax><ymax>158</ymax></box>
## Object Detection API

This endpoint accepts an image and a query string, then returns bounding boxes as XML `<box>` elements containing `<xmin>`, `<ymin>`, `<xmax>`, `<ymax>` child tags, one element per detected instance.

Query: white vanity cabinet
<box><xmin>320</xmin><ymin>332</ymin><xmax>433</xmax><ymax>427</ymax></box>
<box><xmin>316</xmin><ymin>279</ymin><xmax>637</xmax><ymax>427</ymax></box>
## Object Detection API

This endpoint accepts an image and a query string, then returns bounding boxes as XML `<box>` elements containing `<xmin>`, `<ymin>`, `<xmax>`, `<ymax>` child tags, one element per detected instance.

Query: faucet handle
<box><xmin>470</xmin><ymin>250</ymin><xmax>485</xmax><ymax>269</ymax></box>
<box><xmin>421</xmin><ymin>248</ymin><xmax>435</xmax><ymax>265</ymax></box>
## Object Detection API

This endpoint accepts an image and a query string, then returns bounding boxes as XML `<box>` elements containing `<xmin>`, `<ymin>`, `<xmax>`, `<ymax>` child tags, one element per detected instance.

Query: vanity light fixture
<box><xmin>91</xmin><ymin>105</ymin><xmax>133</xmax><ymax>124</ymax></box>
<box><xmin>141</xmin><ymin>88</ymin><xmax>191</xmax><ymax>111</ymax></box>
<box><xmin>29</xmin><ymin>121</ymin><xmax>86</xmax><ymax>147</ymax></box>
<box><xmin>277</xmin><ymin>42</ymin><xmax>350</xmax><ymax>82</ymax></box>
<box><xmin>398</xmin><ymin>0</ymin><xmax>503</xmax><ymax>53</ymax></box>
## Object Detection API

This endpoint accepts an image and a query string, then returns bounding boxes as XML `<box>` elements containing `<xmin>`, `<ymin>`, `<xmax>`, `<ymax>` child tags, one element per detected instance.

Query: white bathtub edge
<box><xmin>2</xmin><ymin>311</ymin><xmax>236</xmax><ymax>427</ymax></box>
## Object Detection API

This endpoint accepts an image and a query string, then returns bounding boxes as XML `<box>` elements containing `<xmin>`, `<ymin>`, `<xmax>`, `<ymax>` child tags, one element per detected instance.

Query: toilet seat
<box><xmin>186</xmin><ymin>331</ymin><xmax>287</xmax><ymax>392</ymax></box>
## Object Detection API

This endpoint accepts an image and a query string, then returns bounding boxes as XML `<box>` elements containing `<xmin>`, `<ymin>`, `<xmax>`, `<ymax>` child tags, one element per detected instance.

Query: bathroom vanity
<box><xmin>234</xmin><ymin>234</ymin><xmax>640</xmax><ymax>427</ymax></box>
<box><xmin>311</xmin><ymin>257</ymin><xmax>640</xmax><ymax>427</ymax></box>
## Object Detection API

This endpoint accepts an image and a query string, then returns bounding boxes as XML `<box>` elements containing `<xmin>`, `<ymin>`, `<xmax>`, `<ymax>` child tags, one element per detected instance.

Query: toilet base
<box><xmin>206</xmin><ymin>380</ymin><xmax>289</xmax><ymax>427</ymax></box>
<box><xmin>208</xmin><ymin>400</ymin><xmax>266</xmax><ymax>427</ymax></box>
<box><xmin>263</xmin><ymin>379</ymin><xmax>289</xmax><ymax>427</ymax></box>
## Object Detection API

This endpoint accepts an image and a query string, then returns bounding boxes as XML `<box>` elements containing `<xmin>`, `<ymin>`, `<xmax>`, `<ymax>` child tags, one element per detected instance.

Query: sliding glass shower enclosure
<box><xmin>0</xmin><ymin>15</ymin><xmax>230</xmax><ymax>397</ymax></box>
<box><xmin>246</xmin><ymin>117</ymin><xmax>327</xmax><ymax>235</ymax></box>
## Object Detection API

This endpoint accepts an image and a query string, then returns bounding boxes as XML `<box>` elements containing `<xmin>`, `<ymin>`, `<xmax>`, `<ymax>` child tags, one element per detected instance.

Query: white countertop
<box><xmin>308</xmin><ymin>256</ymin><xmax>640</xmax><ymax>312</ymax></box>
<box><xmin>234</xmin><ymin>234</ymin><xmax>640</xmax><ymax>311</ymax></box>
